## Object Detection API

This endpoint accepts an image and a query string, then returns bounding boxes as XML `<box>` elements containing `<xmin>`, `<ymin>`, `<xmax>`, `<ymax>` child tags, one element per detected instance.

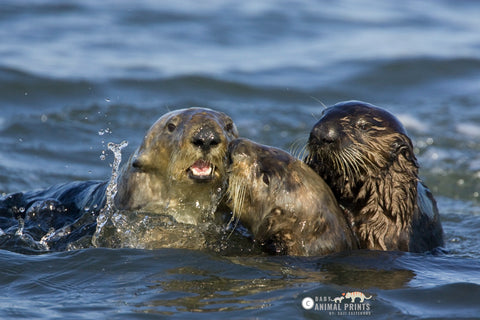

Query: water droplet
<box><xmin>41</xmin><ymin>114</ymin><xmax>48</xmax><ymax>122</ymax></box>
<box><xmin>98</xmin><ymin>128</ymin><xmax>112</xmax><ymax>136</ymax></box>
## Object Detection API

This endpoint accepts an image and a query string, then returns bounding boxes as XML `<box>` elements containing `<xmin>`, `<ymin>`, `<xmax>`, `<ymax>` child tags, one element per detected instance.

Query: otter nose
<box><xmin>191</xmin><ymin>126</ymin><xmax>221</xmax><ymax>151</ymax></box>
<box><xmin>311</xmin><ymin>123</ymin><xmax>339</xmax><ymax>144</ymax></box>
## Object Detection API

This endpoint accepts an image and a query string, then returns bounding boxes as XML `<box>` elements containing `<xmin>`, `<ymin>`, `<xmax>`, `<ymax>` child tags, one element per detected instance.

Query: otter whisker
<box><xmin>342</xmin><ymin>147</ymin><xmax>363</xmax><ymax>178</ymax></box>
<box><xmin>297</xmin><ymin>144</ymin><xmax>310</xmax><ymax>161</ymax></box>
<box><xmin>225</xmin><ymin>177</ymin><xmax>246</xmax><ymax>240</ymax></box>
<box><xmin>289</xmin><ymin>136</ymin><xmax>309</xmax><ymax>160</ymax></box>
<box><xmin>309</xmin><ymin>96</ymin><xmax>328</xmax><ymax>110</ymax></box>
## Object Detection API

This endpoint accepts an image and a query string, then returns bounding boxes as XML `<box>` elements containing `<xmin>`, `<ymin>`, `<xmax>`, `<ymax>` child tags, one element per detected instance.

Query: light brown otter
<box><xmin>114</xmin><ymin>107</ymin><xmax>238</xmax><ymax>225</ymax></box>
<box><xmin>305</xmin><ymin>100</ymin><xmax>443</xmax><ymax>252</ymax></box>
<box><xmin>226</xmin><ymin>138</ymin><xmax>357</xmax><ymax>256</ymax></box>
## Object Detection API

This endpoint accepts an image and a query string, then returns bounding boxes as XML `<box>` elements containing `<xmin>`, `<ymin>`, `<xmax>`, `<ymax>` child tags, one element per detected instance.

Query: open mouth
<box><xmin>187</xmin><ymin>159</ymin><xmax>215</xmax><ymax>181</ymax></box>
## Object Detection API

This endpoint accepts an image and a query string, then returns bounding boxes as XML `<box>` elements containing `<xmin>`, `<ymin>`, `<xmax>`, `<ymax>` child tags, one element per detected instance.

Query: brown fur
<box><xmin>115</xmin><ymin>108</ymin><xmax>238</xmax><ymax>225</ymax></box>
<box><xmin>306</xmin><ymin>101</ymin><xmax>443</xmax><ymax>252</ymax></box>
<box><xmin>227</xmin><ymin>138</ymin><xmax>357</xmax><ymax>256</ymax></box>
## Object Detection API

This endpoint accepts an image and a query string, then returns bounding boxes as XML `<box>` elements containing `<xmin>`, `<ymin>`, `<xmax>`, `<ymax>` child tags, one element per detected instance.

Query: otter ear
<box><xmin>225</xmin><ymin>121</ymin><xmax>239</xmax><ymax>138</ymax></box>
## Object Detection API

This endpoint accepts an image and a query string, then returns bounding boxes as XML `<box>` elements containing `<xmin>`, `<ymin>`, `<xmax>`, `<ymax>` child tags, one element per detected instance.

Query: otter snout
<box><xmin>310</xmin><ymin>122</ymin><xmax>341</xmax><ymax>145</ymax></box>
<box><xmin>191</xmin><ymin>125</ymin><xmax>221</xmax><ymax>152</ymax></box>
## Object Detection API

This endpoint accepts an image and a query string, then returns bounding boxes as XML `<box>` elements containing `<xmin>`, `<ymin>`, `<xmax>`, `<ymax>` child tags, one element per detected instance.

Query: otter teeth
<box><xmin>189</xmin><ymin>160</ymin><xmax>213</xmax><ymax>178</ymax></box>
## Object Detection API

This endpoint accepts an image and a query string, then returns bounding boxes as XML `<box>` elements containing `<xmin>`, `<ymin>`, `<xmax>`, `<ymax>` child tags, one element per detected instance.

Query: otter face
<box><xmin>133</xmin><ymin>108</ymin><xmax>238</xmax><ymax>184</ymax></box>
<box><xmin>308</xmin><ymin>101</ymin><xmax>407</xmax><ymax>151</ymax></box>
<box><xmin>227</xmin><ymin>138</ymin><xmax>300</xmax><ymax>230</ymax></box>
<box><xmin>306</xmin><ymin>100</ymin><xmax>417</xmax><ymax>201</ymax></box>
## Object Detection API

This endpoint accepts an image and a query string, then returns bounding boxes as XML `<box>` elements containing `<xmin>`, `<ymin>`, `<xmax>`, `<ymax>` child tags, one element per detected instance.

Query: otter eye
<box><xmin>357</xmin><ymin>119</ymin><xmax>371</xmax><ymax>131</ymax></box>
<box><xmin>262</xmin><ymin>173</ymin><xmax>270</xmax><ymax>185</ymax></box>
<box><xmin>167</xmin><ymin>122</ymin><xmax>176</xmax><ymax>132</ymax></box>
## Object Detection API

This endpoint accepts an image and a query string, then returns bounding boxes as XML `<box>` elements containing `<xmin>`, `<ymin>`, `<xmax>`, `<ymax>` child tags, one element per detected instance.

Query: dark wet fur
<box><xmin>306</xmin><ymin>101</ymin><xmax>444</xmax><ymax>252</ymax></box>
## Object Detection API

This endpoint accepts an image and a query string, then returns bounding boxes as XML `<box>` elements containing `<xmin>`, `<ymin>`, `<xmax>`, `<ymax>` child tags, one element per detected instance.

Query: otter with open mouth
<box><xmin>305</xmin><ymin>101</ymin><xmax>444</xmax><ymax>252</ymax></box>
<box><xmin>115</xmin><ymin>107</ymin><xmax>238</xmax><ymax>225</ymax></box>
<box><xmin>0</xmin><ymin>107</ymin><xmax>242</xmax><ymax>252</ymax></box>
<box><xmin>226</xmin><ymin>138</ymin><xmax>358</xmax><ymax>256</ymax></box>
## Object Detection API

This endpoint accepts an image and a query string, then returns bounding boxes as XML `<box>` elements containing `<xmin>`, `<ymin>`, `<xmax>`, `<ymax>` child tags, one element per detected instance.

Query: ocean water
<box><xmin>1</xmin><ymin>0</ymin><xmax>480</xmax><ymax>319</ymax></box>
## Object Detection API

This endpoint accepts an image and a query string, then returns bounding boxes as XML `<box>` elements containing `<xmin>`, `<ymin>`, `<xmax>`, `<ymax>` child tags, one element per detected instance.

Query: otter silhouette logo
<box><xmin>342</xmin><ymin>291</ymin><xmax>372</xmax><ymax>303</ymax></box>
<box><xmin>301</xmin><ymin>297</ymin><xmax>314</xmax><ymax>310</ymax></box>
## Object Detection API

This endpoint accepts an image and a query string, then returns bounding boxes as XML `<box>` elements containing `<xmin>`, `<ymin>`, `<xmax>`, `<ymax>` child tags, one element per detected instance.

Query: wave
<box><xmin>325</xmin><ymin>57</ymin><xmax>480</xmax><ymax>100</ymax></box>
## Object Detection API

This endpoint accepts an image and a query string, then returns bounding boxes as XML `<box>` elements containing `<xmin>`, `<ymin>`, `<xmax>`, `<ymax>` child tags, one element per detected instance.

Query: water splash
<box><xmin>15</xmin><ymin>218</ymin><xmax>25</xmax><ymax>236</ymax></box>
<box><xmin>92</xmin><ymin>140</ymin><xmax>128</xmax><ymax>247</ymax></box>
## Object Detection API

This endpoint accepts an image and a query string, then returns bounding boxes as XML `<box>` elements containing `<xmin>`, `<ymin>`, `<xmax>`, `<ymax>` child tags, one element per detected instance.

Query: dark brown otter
<box><xmin>305</xmin><ymin>100</ymin><xmax>443</xmax><ymax>252</ymax></box>
<box><xmin>227</xmin><ymin>138</ymin><xmax>358</xmax><ymax>256</ymax></box>
<box><xmin>115</xmin><ymin>107</ymin><xmax>238</xmax><ymax>225</ymax></box>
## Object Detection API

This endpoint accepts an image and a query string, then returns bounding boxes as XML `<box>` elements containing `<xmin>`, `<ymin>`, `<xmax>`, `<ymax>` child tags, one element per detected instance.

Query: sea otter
<box><xmin>226</xmin><ymin>138</ymin><xmax>357</xmax><ymax>256</ymax></box>
<box><xmin>0</xmin><ymin>107</ymin><xmax>239</xmax><ymax>252</ymax></box>
<box><xmin>305</xmin><ymin>100</ymin><xmax>443</xmax><ymax>252</ymax></box>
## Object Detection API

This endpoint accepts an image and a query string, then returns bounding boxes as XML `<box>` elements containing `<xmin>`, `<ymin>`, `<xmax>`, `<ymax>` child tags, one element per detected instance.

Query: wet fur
<box><xmin>306</xmin><ymin>101</ymin><xmax>443</xmax><ymax>252</ymax></box>
<box><xmin>115</xmin><ymin>108</ymin><xmax>238</xmax><ymax>225</ymax></box>
<box><xmin>227</xmin><ymin>138</ymin><xmax>357</xmax><ymax>256</ymax></box>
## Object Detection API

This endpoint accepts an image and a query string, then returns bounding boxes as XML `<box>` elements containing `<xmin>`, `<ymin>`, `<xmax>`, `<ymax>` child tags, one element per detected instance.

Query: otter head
<box><xmin>115</xmin><ymin>107</ymin><xmax>238</xmax><ymax>224</ymax></box>
<box><xmin>227</xmin><ymin>138</ymin><xmax>355</xmax><ymax>255</ymax></box>
<box><xmin>227</xmin><ymin>138</ymin><xmax>297</xmax><ymax>230</ymax></box>
<box><xmin>306</xmin><ymin>100</ymin><xmax>419</xmax><ymax>219</ymax></box>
